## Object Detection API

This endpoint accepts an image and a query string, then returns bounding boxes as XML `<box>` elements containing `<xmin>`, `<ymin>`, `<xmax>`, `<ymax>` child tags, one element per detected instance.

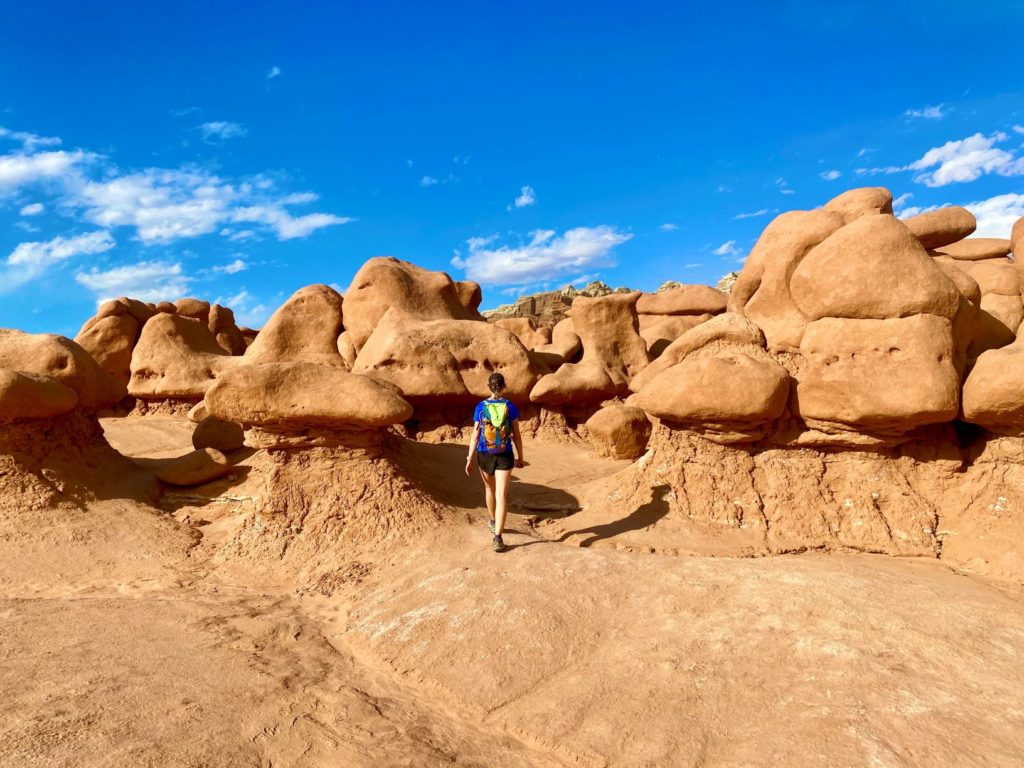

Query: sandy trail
<box><xmin>1</xmin><ymin>416</ymin><xmax>1023</xmax><ymax>767</ymax></box>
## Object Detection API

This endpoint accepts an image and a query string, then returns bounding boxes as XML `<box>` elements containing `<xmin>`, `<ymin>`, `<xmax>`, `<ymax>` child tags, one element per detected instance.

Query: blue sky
<box><xmin>2</xmin><ymin>1</ymin><xmax>1024</xmax><ymax>336</ymax></box>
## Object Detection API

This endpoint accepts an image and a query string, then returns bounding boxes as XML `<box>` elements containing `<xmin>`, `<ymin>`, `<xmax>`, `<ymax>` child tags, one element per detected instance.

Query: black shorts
<box><xmin>477</xmin><ymin>450</ymin><xmax>514</xmax><ymax>475</ymax></box>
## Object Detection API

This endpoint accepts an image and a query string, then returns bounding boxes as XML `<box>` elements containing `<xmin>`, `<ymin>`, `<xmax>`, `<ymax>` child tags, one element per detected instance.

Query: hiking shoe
<box><xmin>492</xmin><ymin>536</ymin><xmax>508</xmax><ymax>553</ymax></box>
<box><xmin>488</xmin><ymin>518</ymin><xmax>495</xmax><ymax>534</ymax></box>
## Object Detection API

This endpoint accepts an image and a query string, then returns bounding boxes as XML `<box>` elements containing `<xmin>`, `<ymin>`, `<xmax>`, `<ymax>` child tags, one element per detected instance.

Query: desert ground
<box><xmin>2</xmin><ymin>413</ymin><xmax>1023</xmax><ymax>768</ymax></box>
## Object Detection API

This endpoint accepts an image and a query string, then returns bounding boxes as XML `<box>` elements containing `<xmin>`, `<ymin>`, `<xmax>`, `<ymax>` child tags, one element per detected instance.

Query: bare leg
<box><xmin>479</xmin><ymin>468</ymin><xmax>496</xmax><ymax>522</ymax></box>
<box><xmin>494</xmin><ymin>469</ymin><xmax>511</xmax><ymax>535</ymax></box>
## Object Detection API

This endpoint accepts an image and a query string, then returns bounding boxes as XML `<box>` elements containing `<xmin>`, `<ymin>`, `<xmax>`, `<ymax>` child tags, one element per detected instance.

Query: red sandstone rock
<box><xmin>935</xmin><ymin>238</ymin><xmax>1011</xmax><ymax>261</ymax></box>
<box><xmin>243</xmin><ymin>284</ymin><xmax>344</xmax><ymax>366</ymax></box>
<box><xmin>902</xmin><ymin>206</ymin><xmax>976</xmax><ymax>250</ymax></box>
<box><xmin>585</xmin><ymin>405</ymin><xmax>652</xmax><ymax>460</ymax></box>
<box><xmin>153</xmin><ymin>447</ymin><xmax>231</xmax><ymax>486</ymax></box>
<box><xmin>636</xmin><ymin>285</ymin><xmax>727</xmax><ymax>315</ymax></box>
<box><xmin>0</xmin><ymin>369</ymin><xmax>79</xmax><ymax>422</ymax></box>
<box><xmin>129</xmin><ymin>314</ymin><xmax>236</xmax><ymax>400</ymax></box>
<box><xmin>822</xmin><ymin>186</ymin><xmax>893</xmax><ymax>223</ymax></box>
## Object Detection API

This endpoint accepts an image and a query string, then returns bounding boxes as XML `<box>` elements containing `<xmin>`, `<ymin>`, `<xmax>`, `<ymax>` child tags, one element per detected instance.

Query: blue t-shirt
<box><xmin>473</xmin><ymin>398</ymin><xmax>519</xmax><ymax>453</ymax></box>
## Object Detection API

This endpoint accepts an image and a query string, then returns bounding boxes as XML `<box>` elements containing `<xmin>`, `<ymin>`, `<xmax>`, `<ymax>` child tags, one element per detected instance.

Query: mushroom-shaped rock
<box><xmin>795</xmin><ymin>315</ymin><xmax>959</xmax><ymax>430</ymax></box>
<box><xmin>0</xmin><ymin>329</ymin><xmax>125</xmax><ymax>409</ymax></box>
<box><xmin>0</xmin><ymin>369</ymin><xmax>79</xmax><ymax>422</ymax></box>
<box><xmin>629</xmin><ymin>312</ymin><xmax>765</xmax><ymax>394</ymax></box>
<box><xmin>493</xmin><ymin>318</ymin><xmax>550</xmax><ymax>350</ymax></box>
<box><xmin>822</xmin><ymin>187</ymin><xmax>893</xmax><ymax>223</ymax></box>
<box><xmin>352</xmin><ymin>312</ymin><xmax>542</xmax><ymax>403</ymax></box>
<box><xmin>790</xmin><ymin>215</ymin><xmax>960</xmax><ymax>321</ymax></box>
<box><xmin>208</xmin><ymin>304</ymin><xmax>247</xmax><ymax>356</ymax></box>
<box><xmin>963</xmin><ymin>337</ymin><xmax>1024</xmax><ymax>429</ymax></box>
<box><xmin>633</xmin><ymin>352</ymin><xmax>790</xmax><ymax>431</ymax></box>
<box><xmin>728</xmin><ymin>209</ymin><xmax>846</xmax><ymax>350</ymax></box>
<box><xmin>902</xmin><ymin>206</ymin><xmax>977</xmax><ymax>250</ymax></box>
<box><xmin>344</xmin><ymin>257</ymin><xmax>474</xmax><ymax>351</ymax></box>
<box><xmin>585</xmin><ymin>405</ymin><xmax>652</xmax><ymax>460</ymax></box>
<box><xmin>129</xmin><ymin>313</ymin><xmax>235</xmax><ymax>400</ymax></box>
<box><xmin>205</xmin><ymin>362</ymin><xmax>413</xmax><ymax>428</ymax></box>
<box><xmin>934</xmin><ymin>238</ymin><xmax>1011</xmax><ymax>261</ymax></box>
<box><xmin>243</xmin><ymin>284</ymin><xmax>345</xmax><ymax>366</ymax></box>
<box><xmin>174</xmin><ymin>297</ymin><xmax>211</xmax><ymax>323</ymax></box>
<box><xmin>192</xmin><ymin>416</ymin><xmax>245</xmax><ymax>452</ymax></box>
<box><xmin>74</xmin><ymin>313</ymin><xmax>140</xmax><ymax>387</ymax></box>
<box><xmin>455</xmin><ymin>280</ymin><xmax>484</xmax><ymax>316</ymax></box>
<box><xmin>636</xmin><ymin>285</ymin><xmax>727</xmax><ymax>316</ymax></box>
<box><xmin>154</xmin><ymin>448</ymin><xmax>231</xmax><ymax>486</ymax></box>
<box><xmin>530</xmin><ymin>292</ymin><xmax>649</xmax><ymax>405</ymax></box>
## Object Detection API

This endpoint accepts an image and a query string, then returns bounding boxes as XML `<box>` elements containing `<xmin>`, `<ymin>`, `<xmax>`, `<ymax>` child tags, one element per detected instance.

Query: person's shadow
<box><xmin>558</xmin><ymin>484</ymin><xmax>672</xmax><ymax>548</ymax></box>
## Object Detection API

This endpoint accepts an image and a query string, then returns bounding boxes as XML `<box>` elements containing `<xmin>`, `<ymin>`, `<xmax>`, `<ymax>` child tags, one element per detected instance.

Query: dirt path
<box><xmin>1</xmin><ymin>416</ymin><xmax>1023</xmax><ymax>766</ymax></box>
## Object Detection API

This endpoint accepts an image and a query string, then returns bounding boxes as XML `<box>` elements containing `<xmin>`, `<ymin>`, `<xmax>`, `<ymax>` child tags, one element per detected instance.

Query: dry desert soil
<box><xmin>2</xmin><ymin>416</ymin><xmax>1023</xmax><ymax>767</ymax></box>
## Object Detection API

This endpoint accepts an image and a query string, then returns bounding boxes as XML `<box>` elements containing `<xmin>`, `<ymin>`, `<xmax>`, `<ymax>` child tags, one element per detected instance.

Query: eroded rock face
<box><xmin>636</xmin><ymin>285</ymin><xmax>727</xmax><ymax>316</ymax></box>
<box><xmin>530</xmin><ymin>292</ymin><xmax>650</xmax><ymax>406</ymax></box>
<box><xmin>0</xmin><ymin>369</ymin><xmax>78</xmax><ymax>422</ymax></box>
<box><xmin>344</xmin><ymin>258</ymin><xmax>474</xmax><ymax>351</ymax></box>
<box><xmin>205</xmin><ymin>362</ymin><xmax>413</xmax><ymax>429</ymax></box>
<box><xmin>0</xmin><ymin>329</ymin><xmax>125</xmax><ymax>410</ymax></box>
<box><xmin>352</xmin><ymin>311</ymin><xmax>542</xmax><ymax>403</ymax></box>
<box><xmin>585</xmin><ymin>405</ymin><xmax>651</xmax><ymax>460</ymax></box>
<box><xmin>492</xmin><ymin>318</ymin><xmax>550</xmax><ymax>350</ymax></box>
<box><xmin>963</xmin><ymin>336</ymin><xmax>1024</xmax><ymax>430</ymax></box>
<box><xmin>243</xmin><ymin>284</ymin><xmax>345</xmax><ymax>366</ymax></box>
<box><xmin>129</xmin><ymin>314</ymin><xmax>235</xmax><ymax>401</ymax></box>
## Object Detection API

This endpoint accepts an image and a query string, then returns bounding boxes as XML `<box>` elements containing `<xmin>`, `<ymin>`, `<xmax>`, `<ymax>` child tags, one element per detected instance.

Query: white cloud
<box><xmin>716</xmin><ymin>184</ymin><xmax>731</xmax><ymax>193</ymax></box>
<box><xmin>684</xmin><ymin>262</ymin><xmax>701</xmax><ymax>269</ymax></box>
<box><xmin>213</xmin><ymin>258</ymin><xmax>247</xmax><ymax>274</ymax></box>
<box><xmin>199</xmin><ymin>121</ymin><xmax>247</xmax><ymax>142</ymax></box>
<box><xmin>905</xmin><ymin>104</ymin><xmax>948</xmax><ymax>120</ymax></box>
<box><xmin>713</xmin><ymin>240</ymin><xmax>741</xmax><ymax>256</ymax></box>
<box><xmin>19</xmin><ymin>202</ymin><xmax>44</xmax><ymax>216</ymax></box>
<box><xmin>267</xmin><ymin>66</ymin><xmax>282</xmax><ymax>79</ymax></box>
<box><xmin>451</xmin><ymin>226</ymin><xmax>632</xmax><ymax>286</ymax></box>
<box><xmin>2</xmin><ymin>230</ymin><xmax>114</xmax><ymax>291</ymax></box>
<box><xmin>780</xmin><ymin>189</ymin><xmax>796</xmax><ymax>195</ymax></box>
<box><xmin>892</xmin><ymin>192</ymin><xmax>914</xmax><ymax>215</ymax></box>
<box><xmin>0</xmin><ymin>127</ymin><xmax>62</xmax><ymax>150</ymax></box>
<box><xmin>419</xmin><ymin>175</ymin><xmax>439</xmax><ymax>187</ymax></box>
<box><xmin>820</xmin><ymin>169</ymin><xmax>841</xmax><ymax>181</ymax></box>
<box><xmin>1014</xmin><ymin>125</ymin><xmax>1024</xmax><ymax>135</ymax></box>
<box><xmin>658</xmin><ymin>223</ymin><xmax>679</xmax><ymax>232</ymax></box>
<box><xmin>230</xmin><ymin>204</ymin><xmax>351</xmax><ymax>239</ymax></box>
<box><xmin>963</xmin><ymin>193</ymin><xmax>1024</xmax><ymax>238</ymax></box>
<box><xmin>227</xmin><ymin>229</ymin><xmax>256</xmax><ymax>241</ymax></box>
<box><xmin>75</xmin><ymin>260</ymin><xmax>190</xmax><ymax>304</ymax></box>
<box><xmin>513</xmin><ymin>185</ymin><xmax>536</xmax><ymax>208</ymax></box>
<box><xmin>0</xmin><ymin>149</ymin><xmax>89</xmax><ymax>191</ymax></box>
<box><xmin>216</xmin><ymin>288</ymin><xmax>269</xmax><ymax>327</ymax></box>
<box><xmin>733</xmin><ymin>208</ymin><xmax>770</xmax><ymax>220</ymax></box>
<box><xmin>907</xmin><ymin>132</ymin><xmax>1024</xmax><ymax>187</ymax></box>
<box><xmin>857</xmin><ymin>148</ymin><xmax>873</xmax><ymax>158</ymax></box>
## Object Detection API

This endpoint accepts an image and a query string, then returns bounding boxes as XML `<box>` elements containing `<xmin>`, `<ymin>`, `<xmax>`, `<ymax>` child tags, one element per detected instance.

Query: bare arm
<box><xmin>512</xmin><ymin>421</ymin><xmax>525</xmax><ymax>467</ymax></box>
<box><xmin>465</xmin><ymin>423</ymin><xmax>480</xmax><ymax>474</ymax></box>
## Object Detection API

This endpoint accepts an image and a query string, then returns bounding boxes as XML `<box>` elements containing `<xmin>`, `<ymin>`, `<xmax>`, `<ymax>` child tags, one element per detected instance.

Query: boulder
<box><xmin>585</xmin><ymin>405</ymin><xmax>652</xmax><ymax>460</ymax></box>
<box><xmin>208</xmin><ymin>304</ymin><xmax>247</xmax><ymax>356</ymax></box>
<box><xmin>639</xmin><ymin>314</ymin><xmax>712</xmax><ymax>358</ymax></box>
<box><xmin>493</xmin><ymin>318</ymin><xmax>550</xmax><ymax>350</ymax></box>
<box><xmin>902</xmin><ymin>206</ymin><xmax>976</xmax><ymax>250</ymax></box>
<box><xmin>531</xmin><ymin>318</ymin><xmax>581</xmax><ymax>367</ymax></box>
<box><xmin>205</xmin><ymin>362</ymin><xmax>413</xmax><ymax>428</ymax></box>
<box><xmin>942</xmin><ymin>257</ymin><xmax>1020</xmax><ymax>297</ymax></box>
<box><xmin>728</xmin><ymin>209</ymin><xmax>846</xmax><ymax>350</ymax></box>
<box><xmin>934</xmin><ymin>238</ymin><xmax>1012</xmax><ymax>261</ymax></box>
<box><xmin>0</xmin><ymin>329</ymin><xmax>125</xmax><ymax>410</ymax></box>
<box><xmin>187</xmin><ymin>402</ymin><xmax>209</xmax><ymax>423</ymax></box>
<box><xmin>0</xmin><ymin>369</ymin><xmax>78</xmax><ymax>422</ymax></box>
<box><xmin>633</xmin><ymin>351</ymin><xmax>790</xmax><ymax>430</ymax></box>
<box><xmin>174</xmin><ymin>297</ymin><xmax>211</xmax><ymax>323</ymax></box>
<box><xmin>74</xmin><ymin>313</ymin><xmax>140</xmax><ymax>387</ymax></box>
<box><xmin>129</xmin><ymin>313</ymin><xmax>235</xmax><ymax>400</ymax></box>
<box><xmin>344</xmin><ymin>257</ymin><xmax>474</xmax><ymax>351</ymax></box>
<box><xmin>963</xmin><ymin>337</ymin><xmax>1024</xmax><ymax>429</ymax></box>
<box><xmin>972</xmin><ymin>294</ymin><xmax>1024</xmax><ymax>356</ymax></box>
<box><xmin>932</xmin><ymin>260</ymin><xmax>981</xmax><ymax>374</ymax></box>
<box><xmin>795</xmin><ymin>315</ymin><xmax>959</xmax><ymax>430</ymax></box>
<box><xmin>243</xmin><ymin>284</ymin><xmax>345</xmax><ymax>366</ymax></box>
<box><xmin>155</xmin><ymin>301</ymin><xmax>178</xmax><ymax>315</ymax></box>
<box><xmin>629</xmin><ymin>313</ymin><xmax>765</xmax><ymax>394</ymax></box>
<box><xmin>822</xmin><ymin>186</ymin><xmax>893</xmax><ymax>223</ymax></box>
<box><xmin>192</xmin><ymin>417</ymin><xmax>246</xmax><ymax>452</ymax></box>
<box><xmin>790</xmin><ymin>214</ymin><xmax>960</xmax><ymax>321</ymax></box>
<box><xmin>635</xmin><ymin>285</ymin><xmax>727</xmax><ymax>316</ymax></box>
<box><xmin>455</xmin><ymin>280</ymin><xmax>483</xmax><ymax>316</ymax></box>
<box><xmin>154</xmin><ymin>448</ymin><xmax>231</xmax><ymax>486</ymax></box>
<box><xmin>530</xmin><ymin>292</ymin><xmax>650</xmax><ymax>405</ymax></box>
<box><xmin>352</xmin><ymin>311</ymin><xmax>542</xmax><ymax>403</ymax></box>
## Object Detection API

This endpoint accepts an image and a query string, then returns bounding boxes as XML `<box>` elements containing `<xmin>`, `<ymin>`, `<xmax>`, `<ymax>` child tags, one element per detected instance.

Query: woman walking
<box><xmin>465</xmin><ymin>373</ymin><xmax>525</xmax><ymax>552</ymax></box>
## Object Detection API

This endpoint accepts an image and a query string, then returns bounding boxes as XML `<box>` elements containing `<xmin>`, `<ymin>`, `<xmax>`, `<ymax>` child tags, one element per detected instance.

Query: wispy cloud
<box><xmin>858</xmin><ymin>132</ymin><xmax>1024</xmax><ymax>187</ymax></box>
<box><xmin>451</xmin><ymin>226</ymin><xmax>632</xmax><ymax>287</ymax></box>
<box><xmin>267</xmin><ymin>66</ymin><xmax>282</xmax><ymax>79</ymax></box>
<box><xmin>512</xmin><ymin>185</ymin><xmax>535</xmax><ymax>209</ymax></box>
<box><xmin>819</xmin><ymin>169</ymin><xmax>841</xmax><ymax>181</ymax></box>
<box><xmin>3</xmin><ymin>230</ymin><xmax>114</xmax><ymax>292</ymax></box>
<box><xmin>892</xmin><ymin>192</ymin><xmax>914</xmax><ymax>215</ymax></box>
<box><xmin>19</xmin><ymin>202</ymin><xmax>44</xmax><ymax>216</ymax></box>
<box><xmin>419</xmin><ymin>175</ymin><xmax>438</xmax><ymax>187</ymax></box>
<box><xmin>212</xmin><ymin>258</ymin><xmax>247</xmax><ymax>274</ymax></box>
<box><xmin>1014</xmin><ymin>125</ymin><xmax>1024</xmax><ymax>135</ymax></box>
<box><xmin>658</xmin><ymin>223</ymin><xmax>679</xmax><ymax>232</ymax></box>
<box><xmin>75</xmin><ymin>260</ymin><xmax>190</xmax><ymax>305</ymax></box>
<box><xmin>895</xmin><ymin>192</ymin><xmax>1024</xmax><ymax>239</ymax></box>
<box><xmin>0</xmin><ymin>149</ymin><xmax>91</xmax><ymax>191</ymax></box>
<box><xmin>712</xmin><ymin>240</ymin><xmax>741</xmax><ymax>256</ymax></box>
<box><xmin>905</xmin><ymin>104</ymin><xmax>947</xmax><ymax>120</ymax></box>
<box><xmin>733</xmin><ymin>208</ymin><xmax>770</xmax><ymax>220</ymax></box>
<box><xmin>216</xmin><ymin>288</ymin><xmax>269</xmax><ymax>327</ymax></box>
<box><xmin>199</xmin><ymin>121</ymin><xmax>247</xmax><ymax>143</ymax></box>
<box><xmin>0</xmin><ymin>127</ymin><xmax>62</xmax><ymax>150</ymax></box>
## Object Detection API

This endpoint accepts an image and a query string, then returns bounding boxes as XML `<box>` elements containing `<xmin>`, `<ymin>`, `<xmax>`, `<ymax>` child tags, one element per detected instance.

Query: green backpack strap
<box><xmin>483</xmin><ymin>401</ymin><xmax>508</xmax><ymax>426</ymax></box>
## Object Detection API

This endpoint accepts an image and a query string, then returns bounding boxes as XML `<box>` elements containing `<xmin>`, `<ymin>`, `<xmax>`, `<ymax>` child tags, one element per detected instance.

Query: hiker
<box><xmin>465</xmin><ymin>372</ymin><xmax>525</xmax><ymax>552</ymax></box>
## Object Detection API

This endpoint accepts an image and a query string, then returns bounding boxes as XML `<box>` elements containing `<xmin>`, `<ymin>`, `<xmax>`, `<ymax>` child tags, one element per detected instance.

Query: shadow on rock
<box><xmin>558</xmin><ymin>484</ymin><xmax>672</xmax><ymax>548</ymax></box>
